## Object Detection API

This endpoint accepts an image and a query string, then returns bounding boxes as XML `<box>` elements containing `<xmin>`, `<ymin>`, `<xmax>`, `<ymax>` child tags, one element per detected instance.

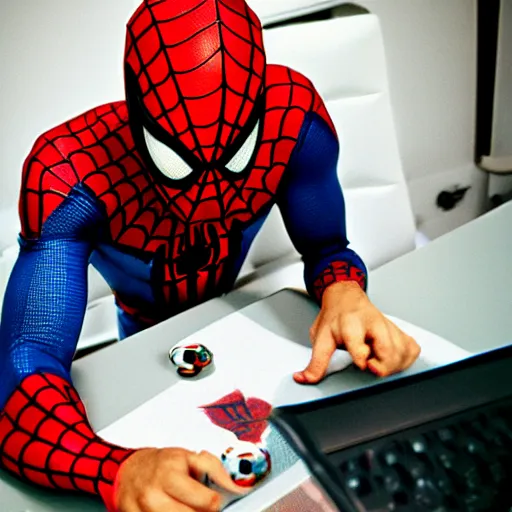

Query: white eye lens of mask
<box><xmin>226</xmin><ymin>121</ymin><xmax>260</xmax><ymax>173</ymax></box>
<box><xmin>143</xmin><ymin>127</ymin><xmax>194</xmax><ymax>181</ymax></box>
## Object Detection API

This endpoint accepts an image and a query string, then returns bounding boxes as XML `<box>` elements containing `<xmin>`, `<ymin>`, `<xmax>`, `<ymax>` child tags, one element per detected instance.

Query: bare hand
<box><xmin>295</xmin><ymin>281</ymin><xmax>421</xmax><ymax>384</ymax></box>
<box><xmin>116</xmin><ymin>448</ymin><xmax>247</xmax><ymax>511</ymax></box>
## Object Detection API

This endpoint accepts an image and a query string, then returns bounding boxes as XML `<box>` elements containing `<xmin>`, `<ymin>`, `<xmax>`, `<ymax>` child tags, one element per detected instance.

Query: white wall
<box><xmin>487</xmin><ymin>1</ymin><xmax>512</xmax><ymax>201</ymax></box>
<box><xmin>490</xmin><ymin>0</ymin><xmax>512</xmax><ymax>161</ymax></box>
<box><xmin>0</xmin><ymin>0</ymin><xmax>485</xmax><ymax>247</ymax></box>
<box><xmin>356</xmin><ymin>0</ymin><xmax>488</xmax><ymax>239</ymax></box>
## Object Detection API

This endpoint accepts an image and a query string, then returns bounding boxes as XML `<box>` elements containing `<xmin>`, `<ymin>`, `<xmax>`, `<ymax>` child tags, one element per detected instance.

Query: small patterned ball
<box><xmin>169</xmin><ymin>343</ymin><xmax>213</xmax><ymax>377</ymax></box>
<box><xmin>221</xmin><ymin>442</ymin><xmax>271</xmax><ymax>487</ymax></box>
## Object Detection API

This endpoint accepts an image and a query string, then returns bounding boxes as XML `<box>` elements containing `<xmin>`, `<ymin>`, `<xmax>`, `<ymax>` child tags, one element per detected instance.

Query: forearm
<box><xmin>0</xmin><ymin>372</ymin><xmax>134</xmax><ymax>511</ymax></box>
<box><xmin>305</xmin><ymin>247</ymin><xmax>368</xmax><ymax>303</ymax></box>
<box><xmin>278</xmin><ymin>106</ymin><xmax>368</xmax><ymax>304</ymax></box>
<box><xmin>0</xmin><ymin>215</ymin><xmax>133</xmax><ymax>510</ymax></box>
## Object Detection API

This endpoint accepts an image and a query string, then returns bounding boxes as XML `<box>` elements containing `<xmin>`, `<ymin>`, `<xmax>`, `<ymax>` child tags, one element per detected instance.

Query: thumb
<box><xmin>294</xmin><ymin>327</ymin><xmax>336</xmax><ymax>385</ymax></box>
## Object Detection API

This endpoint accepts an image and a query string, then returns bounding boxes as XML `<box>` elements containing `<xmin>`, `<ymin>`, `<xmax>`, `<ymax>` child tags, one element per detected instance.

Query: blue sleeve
<box><xmin>277</xmin><ymin>112</ymin><xmax>368</xmax><ymax>299</ymax></box>
<box><xmin>0</xmin><ymin>184</ymin><xmax>103</xmax><ymax>409</ymax></box>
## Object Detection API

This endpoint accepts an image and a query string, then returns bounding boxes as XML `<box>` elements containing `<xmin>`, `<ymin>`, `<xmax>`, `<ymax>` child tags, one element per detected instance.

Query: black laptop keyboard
<box><xmin>327</xmin><ymin>398</ymin><xmax>512</xmax><ymax>511</ymax></box>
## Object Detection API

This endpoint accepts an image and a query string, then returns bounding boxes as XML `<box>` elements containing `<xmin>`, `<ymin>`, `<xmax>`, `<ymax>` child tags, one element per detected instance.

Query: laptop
<box><xmin>270</xmin><ymin>344</ymin><xmax>512</xmax><ymax>511</ymax></box>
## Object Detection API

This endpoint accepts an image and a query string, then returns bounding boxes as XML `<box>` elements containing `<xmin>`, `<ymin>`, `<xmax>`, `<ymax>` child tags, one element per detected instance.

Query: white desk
<box><xmin>369</xmin><ymin>201</ymin><xmax>512</xmax><ymax>353</ymax></box>
<box><xmin>1</xmin><ymin>202</ymin><xmax>511</xmax><ymax>512</ymax></box>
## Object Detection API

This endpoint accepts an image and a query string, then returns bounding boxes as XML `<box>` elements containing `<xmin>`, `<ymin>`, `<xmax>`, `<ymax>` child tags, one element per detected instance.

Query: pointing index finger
<box><xmin>295</xmin><ymin>327</ymin><xmax>336</xmax><ymax>385</ymax></box>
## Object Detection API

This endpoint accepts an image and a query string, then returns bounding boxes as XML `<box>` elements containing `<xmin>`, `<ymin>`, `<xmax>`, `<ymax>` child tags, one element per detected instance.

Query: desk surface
<box><xmin>2</xmin><ymin>202</ymin><xmax>511</xmax><ymax>511</ymax></box>
<box><xmin>369</xmin><ymin>201</ymin><xmax>512</xmax><ymax>354</ymax></box>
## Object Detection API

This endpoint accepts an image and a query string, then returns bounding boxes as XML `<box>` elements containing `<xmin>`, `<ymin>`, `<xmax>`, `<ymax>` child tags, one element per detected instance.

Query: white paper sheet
<box><xmin>99</xmin><ymin>315</ymin><xmax>353</xmax><ymax>449</ymax></box>
<box><xmin>98</xmin><ymin>313</ymin><xmax>471</xmax><ymax>510</ymax></box>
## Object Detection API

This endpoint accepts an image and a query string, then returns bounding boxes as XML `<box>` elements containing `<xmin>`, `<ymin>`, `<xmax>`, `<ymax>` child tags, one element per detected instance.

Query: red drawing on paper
<box><xmin>200</xmin><ymin>390</ymin><xmax>272</xmax><ymax>443</ymax></box>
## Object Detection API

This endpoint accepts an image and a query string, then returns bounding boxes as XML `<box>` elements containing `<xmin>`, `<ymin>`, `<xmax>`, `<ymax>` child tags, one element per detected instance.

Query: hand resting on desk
<box><xmin>294</xmin><ymin>281</ymin><xmax>421</xmax><ymax>384</ymax></box>
<box><xmin>116</xmin><ymin>448</ymin><xmax>247</xmax><ymax>512</ymax></box>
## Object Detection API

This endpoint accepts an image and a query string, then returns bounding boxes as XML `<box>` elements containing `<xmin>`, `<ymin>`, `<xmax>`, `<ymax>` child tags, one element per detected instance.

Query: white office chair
<box><xmin>0</xmin><ymin>2</ymin><xmax>416</xmax><ymax>351</ymax></box>
<box><xmin>235</xmin><ymin>1</ymin><xmax>417</xmax><ymax>296</ymax></box>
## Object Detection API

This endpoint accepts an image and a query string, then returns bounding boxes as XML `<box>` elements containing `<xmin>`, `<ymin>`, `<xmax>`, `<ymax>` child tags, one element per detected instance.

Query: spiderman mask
<box><xmin>124</xmin><ymin>0</ymin><xmax>267</xmax><ymax>224</ymax></box>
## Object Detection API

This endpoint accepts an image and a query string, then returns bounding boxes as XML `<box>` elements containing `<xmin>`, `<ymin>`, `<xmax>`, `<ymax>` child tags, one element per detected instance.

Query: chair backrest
<box><xmin>242</xmin><ymin>1</ymin><xmax>416</xmax><ymax>273</ymax></box>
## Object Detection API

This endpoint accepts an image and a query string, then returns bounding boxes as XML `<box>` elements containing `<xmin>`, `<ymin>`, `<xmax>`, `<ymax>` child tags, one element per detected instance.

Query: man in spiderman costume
<box><xmin>0</xmin><ymin>1</ymin><xmax>420</xmax><ymax>510</ymax></box>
